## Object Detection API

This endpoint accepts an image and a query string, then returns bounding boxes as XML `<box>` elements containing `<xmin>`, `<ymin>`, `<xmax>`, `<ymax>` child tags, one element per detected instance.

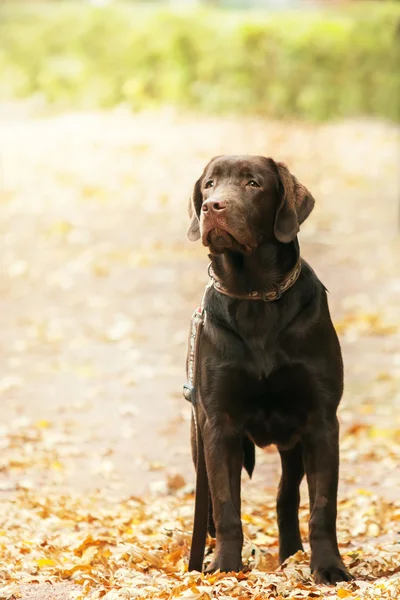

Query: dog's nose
<box><xmin>202</xmin><ymin>199</ymin><xmax>226</xmax><ymax>213</ymax></box>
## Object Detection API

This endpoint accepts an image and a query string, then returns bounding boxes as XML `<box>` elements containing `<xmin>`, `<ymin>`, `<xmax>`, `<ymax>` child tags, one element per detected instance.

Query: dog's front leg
<box><xmin>304</xmin><ymin>417</ymin><xmax>352</xmax><ymax>585</ymax></box>
<box><xmin>202</xmin><ymin>418</ymin><xmax>243</xmax><ymax>573</ymax></box>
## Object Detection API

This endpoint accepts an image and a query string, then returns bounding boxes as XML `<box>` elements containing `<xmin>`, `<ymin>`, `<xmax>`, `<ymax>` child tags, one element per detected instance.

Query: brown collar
<box><xmin>208</xmin><ymin>258</ymin><xmax>302</xmax><ymax>302</ymax></box>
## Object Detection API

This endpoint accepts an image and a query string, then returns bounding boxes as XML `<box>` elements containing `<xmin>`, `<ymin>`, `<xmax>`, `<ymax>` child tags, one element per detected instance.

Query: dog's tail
<box><xmin>243</xmin><ymin>436</ymin><xmax>255</xmax><ymax>479</ymax></box>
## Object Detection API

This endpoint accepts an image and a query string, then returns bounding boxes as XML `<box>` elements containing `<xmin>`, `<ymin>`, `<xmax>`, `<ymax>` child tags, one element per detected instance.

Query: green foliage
<box><xmin>0</xmin><ymin>2</ymin><xmax>399</xmax><ymax>120</ymax></box>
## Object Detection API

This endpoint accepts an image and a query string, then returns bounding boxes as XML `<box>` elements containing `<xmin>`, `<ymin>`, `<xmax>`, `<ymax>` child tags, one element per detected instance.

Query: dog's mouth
<box><xmin>208</xmin><ymin>228</ymin><xmax>234</xmax><ymax>249</ymax></box>
<box><xmin>205</xmin><ymin>228</ymin><xmax>255</xmax><ymax>255</ymax></box>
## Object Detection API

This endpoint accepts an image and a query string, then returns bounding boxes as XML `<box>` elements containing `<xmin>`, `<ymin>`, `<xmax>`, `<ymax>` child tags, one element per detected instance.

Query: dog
<box><xmin>184</xmin><ymin>155</ymin><xmax>352</xmax><ymax>585</ymax></box>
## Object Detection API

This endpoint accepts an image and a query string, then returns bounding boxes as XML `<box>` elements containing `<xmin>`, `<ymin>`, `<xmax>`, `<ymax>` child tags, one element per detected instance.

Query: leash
<box><xmin>183</xmin><ymin>284</ymin><xmax>211</xmax><ymax>572</ymax></box>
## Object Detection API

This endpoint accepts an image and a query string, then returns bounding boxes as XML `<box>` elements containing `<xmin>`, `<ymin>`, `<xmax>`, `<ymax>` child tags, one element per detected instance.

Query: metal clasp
<box><xmin>183</xmin><ymin>383</ymin><xmax>196</xmax><ymax>405</ymax></box>
<box><xmin>262</xmin><ymin>285</ymin><xmax>281</xmax><ymax>302</ymax></box>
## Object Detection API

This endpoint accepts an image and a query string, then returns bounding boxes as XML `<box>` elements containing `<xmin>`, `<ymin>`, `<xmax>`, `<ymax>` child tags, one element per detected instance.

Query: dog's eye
<box><xmin>205</xmin><ymin>180</ymin><xmax>214</xmax><ymax>189</ymax></box>
<box><xmin>247</xmin><ymin>180</ymin><xmax>260</xmax><ymax>188</ymax></box>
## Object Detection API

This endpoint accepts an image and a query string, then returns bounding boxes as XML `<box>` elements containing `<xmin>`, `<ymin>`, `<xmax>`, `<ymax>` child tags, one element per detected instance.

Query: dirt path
<box><xmin>0</xmin><ymin>106</ymin><xmax>399</xmax><ymax>599</ymax></box>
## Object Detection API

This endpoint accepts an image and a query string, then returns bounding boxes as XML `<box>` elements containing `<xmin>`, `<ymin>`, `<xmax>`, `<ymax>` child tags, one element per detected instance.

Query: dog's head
<box><xmin>187</xmin><ymin>155</ymin><xmax>315</xmax><ymax>254</ymax></box>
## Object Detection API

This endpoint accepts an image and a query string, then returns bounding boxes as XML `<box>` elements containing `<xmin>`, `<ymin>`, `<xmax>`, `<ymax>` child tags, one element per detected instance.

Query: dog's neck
<box><xmin>209</xmin><ymin>239</ymin><xmax>300</xmax><ymax>296</ymax></box>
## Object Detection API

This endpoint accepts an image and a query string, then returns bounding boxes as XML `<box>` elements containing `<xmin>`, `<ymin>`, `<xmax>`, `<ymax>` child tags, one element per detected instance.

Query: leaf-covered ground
<box><xmin>0</xmin><ymin>104</ymin><xmax>399</xmax><ymax>599</ymax></box>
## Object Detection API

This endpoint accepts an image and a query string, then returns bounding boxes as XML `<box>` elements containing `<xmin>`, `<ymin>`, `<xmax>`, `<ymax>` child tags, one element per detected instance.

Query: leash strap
<box><xmin>183</xmin><ymin>285</ymin><xmax>211</xmax><ymax>572</ymax></box>
<box><xmin>188</xmin><ymin>398</ymin><xmax>209</xmax><ymax>572</ymax></box>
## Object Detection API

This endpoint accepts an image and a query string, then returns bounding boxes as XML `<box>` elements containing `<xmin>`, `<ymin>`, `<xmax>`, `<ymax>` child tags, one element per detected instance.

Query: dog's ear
<box><xmin>187</xmin><ymin>177</ymin><xmax>202</xmax><ymax>241</ymax></box>
<box><xmin>274</xmin><ymin>162</ymin><xmax>315</xmax><ymax>243</ymax></box>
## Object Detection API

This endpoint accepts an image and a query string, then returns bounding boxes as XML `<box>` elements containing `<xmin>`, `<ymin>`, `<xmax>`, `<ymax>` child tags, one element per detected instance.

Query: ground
<box><xmin>0</xmin><ymin>104</ymin><xmax>399</xmax><ymax>599</ymax></box>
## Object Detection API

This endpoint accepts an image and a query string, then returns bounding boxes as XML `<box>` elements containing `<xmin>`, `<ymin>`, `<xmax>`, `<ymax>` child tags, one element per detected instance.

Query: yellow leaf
<box><xmin>357</xmin><ymin>489</ymin><xmax>373</xmax><ymax>496</ymax></box>
<box><xmin>376</xmin><ymin>372</ymin><xmax>393</xmax><ymax>382</ymax></box>
<box><xmin>48</xmin><ymin>221</ymin><xmax>73</xmax><ymax>236</ymax></box>
<box><xmin>36</xmin><ymin>558</ymin><xmax>56</xmax><ymax>568</ymax></box>
<box><xmin>337</xmin><ymin>589</ymin><xmax>353</xmax><ymax>598</ymax></box>
<box><xmin>73</xmin><ymin>535</ymin><xmax>103</xmax><ymax>556</ymax></box>
<box><xmin>167</xmin><ymin>547</ymin><xmax>185</xmax><ymax>565</ymax></box>
<box><xmin>35</xmin><ymin>419</ymin><xmax>50</xmax><ymax>429</ymax></box>
<box><xmin>368</xmin><ymin>426</ymin><xmax>396</xmax><ymax>439</ymax></box>
<box><xmin>242</xmin><ymin>513</ymin><xmax>254</xmax><ymax>523</ymax></box>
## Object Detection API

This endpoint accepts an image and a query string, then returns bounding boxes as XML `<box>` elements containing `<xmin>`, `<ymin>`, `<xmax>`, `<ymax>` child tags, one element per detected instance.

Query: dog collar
<box><xmin>208</xmin><ymin>258</ymin><xmax>302</xmax><ymax>302</ymax></box>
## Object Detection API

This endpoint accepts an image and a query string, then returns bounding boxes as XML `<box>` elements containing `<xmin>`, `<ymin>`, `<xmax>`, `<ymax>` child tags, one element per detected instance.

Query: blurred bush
<box><xmin>0</xmin><ymin>2</ymin><xmax>399</xmax><ymax>120</ymax></box>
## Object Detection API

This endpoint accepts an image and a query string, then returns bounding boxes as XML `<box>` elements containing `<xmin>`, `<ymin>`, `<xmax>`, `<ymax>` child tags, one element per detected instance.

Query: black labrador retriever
<box><xmin>184</xmin><ymin>155</ymin><xmax>352</xmax><ymax>585</ymax></box>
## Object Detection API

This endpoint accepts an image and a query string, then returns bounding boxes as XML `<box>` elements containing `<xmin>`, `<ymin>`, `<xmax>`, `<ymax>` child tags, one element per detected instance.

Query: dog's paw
<box><xmin>205</xmin><ymin>553</ymin><xmax>242</xmax><ymax>574</ymax></box>
<box><xmin>313</xmin><ymin>565</ymin><xmax>353</xmax><ymax>585</ymax></box>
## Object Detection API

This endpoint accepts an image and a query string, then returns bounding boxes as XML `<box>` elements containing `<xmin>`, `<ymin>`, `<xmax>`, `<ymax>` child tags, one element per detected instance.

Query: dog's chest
<box><xmin>238</xmin><ymin>372</ymin><xmax>311</xmax><ymax>450</ymax></box>
<box><xmin>232</xmin><ymin>303</ymin><xmax>288</xmax><ymax>379</ymax></box>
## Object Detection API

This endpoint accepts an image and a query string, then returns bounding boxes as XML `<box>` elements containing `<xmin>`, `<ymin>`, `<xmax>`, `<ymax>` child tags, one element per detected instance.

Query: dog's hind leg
<box><xmin>277</xmin><ymin>442</ymin><xmax>305</xmax><ymax>563</ymax></box>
